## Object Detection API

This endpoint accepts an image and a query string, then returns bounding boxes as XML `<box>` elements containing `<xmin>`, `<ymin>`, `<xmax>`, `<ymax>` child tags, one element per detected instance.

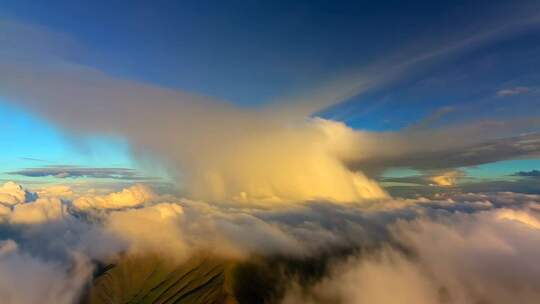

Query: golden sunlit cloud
<box><xmin>429</xmin><ymin>170</ymin><xmax>464</xmax><ymax>186</ymax></box>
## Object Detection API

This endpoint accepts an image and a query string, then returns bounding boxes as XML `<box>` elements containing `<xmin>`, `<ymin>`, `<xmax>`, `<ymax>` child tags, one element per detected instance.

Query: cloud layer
<box><xmin>283</xmin><ymin>206</ymin><xmax>540</xmax><ymax>304</ymax></box>
<box><xmin>0</xmin><ymin>181</ymin><xmax>540</xmax><ymax>303</ymax></box>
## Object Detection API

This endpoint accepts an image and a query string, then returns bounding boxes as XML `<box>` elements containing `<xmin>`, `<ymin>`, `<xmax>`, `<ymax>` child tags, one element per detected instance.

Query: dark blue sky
<box><xmin>3</xmin><ymin>0</ymin><xmax>537</xmax><ymax>108</ymax></box>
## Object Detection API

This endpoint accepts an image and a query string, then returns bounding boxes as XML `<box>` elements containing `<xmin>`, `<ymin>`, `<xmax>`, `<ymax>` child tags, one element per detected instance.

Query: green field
<box><xmin>84</xmin><ymin>254</ymin><xmax>238</xmax><ymax>304</ymax></box>
<box><xmin>83</xmin><ymin>251</ymin><xmax>335</xmax><ymax>304</ymax></box>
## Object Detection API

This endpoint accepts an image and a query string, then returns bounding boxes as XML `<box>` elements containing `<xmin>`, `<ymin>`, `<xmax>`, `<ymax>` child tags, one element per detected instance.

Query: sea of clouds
<box><xmin>1</xmin><ymin>181</ymin><xmax>540</xmax><ymax>303</ymax></box>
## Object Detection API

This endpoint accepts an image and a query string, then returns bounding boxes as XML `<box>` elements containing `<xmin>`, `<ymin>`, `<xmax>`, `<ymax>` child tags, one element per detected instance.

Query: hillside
<box><xmin>84</xmin><ymin>254</ymin><xmax>238</xmax><ymax>304</ymax></box>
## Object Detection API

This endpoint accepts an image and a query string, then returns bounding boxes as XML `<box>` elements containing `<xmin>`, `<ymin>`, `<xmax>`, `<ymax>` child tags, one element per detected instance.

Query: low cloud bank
<box><xmin>0</xmin><ymin>182</ymin><xmax>540</xmax><ymax>303</ymax></box>
<box><xmin>0</xmin><ymin>240</ymin><xmax>92</xmax><ymax>304</ymax></box>
<box><xmin>283</xmin><ymin>206</ymin><xmax>540</xmax><ymax>303</ymax></box>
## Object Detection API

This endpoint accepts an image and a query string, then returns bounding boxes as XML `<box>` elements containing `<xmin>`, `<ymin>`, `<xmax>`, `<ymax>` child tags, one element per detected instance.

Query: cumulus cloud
<box><xmin>72</xmin><ymin>184</ymin><xmax>156</xmax><ymax>210</ymax></box>
<box><xmin>35</xmin><ymin>185</ymin><xmax>74</xmax><ymax>199</ymax></box>
<box><xmin>0</xmin><ymin>183</ymin><xmax>68</xmax><ymax>224</ymax></box>
<box><xmin>9</xmin><ymin>198</ymin><xmax>67</xmax><ymax>224</ymax></box>
<box><xmin>0</xmin><ymin>182</ymin><xmax>35</xmax><ymax>206</ymax></box>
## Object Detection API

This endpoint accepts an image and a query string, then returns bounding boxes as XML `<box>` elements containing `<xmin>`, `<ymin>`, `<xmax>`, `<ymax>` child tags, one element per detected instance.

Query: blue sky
<box><xmin>1</xmin><ymin>0</ymin><xmax>539</xmax><ymax>193</ymax></box>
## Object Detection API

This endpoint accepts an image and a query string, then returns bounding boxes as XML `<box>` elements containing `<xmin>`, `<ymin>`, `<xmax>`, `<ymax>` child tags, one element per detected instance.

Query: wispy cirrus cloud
<box><xmin>19</xmin><ymin>157</ymin><xmax>52</xmax><ymax>163</ymax></box>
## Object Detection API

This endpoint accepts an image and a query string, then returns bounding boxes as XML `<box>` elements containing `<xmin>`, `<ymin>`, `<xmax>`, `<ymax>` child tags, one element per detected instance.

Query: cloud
<box><xmin>104</xmin><ymin>202</ymin><xmax>187</xmax><ymax>258</ymax></box>
<box><xmin>8</xmin><ymin>165</ymin><xmax>155</xmax><ymax>181</ymax></box>
<box><xmin>0</xmin><ymin>240</ymin><xmax>92</xmax><ymax>304</ymax></box>
<box><xmin>497</xmin><ymin>86</ymin><xmax>530</xmax><ymax>97</ymax></box>
<box><xmin>382</xmin><ymin>170</ymin><xmax>465</xmax><ymax>187</ymax></box>
<box><xmin>9</xmin><ymin>198</ymin><xmax>67</xmax><ymax>224</ymax></box>
<box><xmin>0</xmin><ymin>182</ymin><xmax>539</xmax><ymax>303</ymax></box>
<box><xmin>0</xmin><ymin>240</ymin><xmax>18</xmax><ymax>256</ymax></box>
<box><xmin>283</xmin><ymin>206</ymin><xmax>540</xmax><ymax>304</ymax></box>
<box><xmin>514</xmin><ymin>169</ymin><xmax>540</xmax><ymax>177</ymax></box>
<box><xmin>0</xmin><ymin>183</ymin><xmax>68</xmax><ymax>224</ymax></box>
<box><xmin>3</xmin><ymin>20</ymin><xmax>540</xmax><ymax>204</ymax></box>
<box><xmin>429</xmin><ymin>170</ymin><xmax>464</xmax><ymax>186</ymax></box>
<box><xmin>0</xmin><ymin>182</ymin><xmax>36</xmax><ymax>206</ymax></box>
<box><xmin>282</xmin><ymin>249</ymin><xmax>439</xmax><ymax>304</ymax></box>
<box><xmin>0</xmin><ymin>53</ymin><xmax>391</xmax><ymax>203</ymax></box>
<box><xmin>7</xmin><ymin>57</ymin><xmax>540</xmax><ymax>202</ymax></box>
<box><xmin>19</xmin><ymin>157</ymin><xmax>51</xmax><ymax>163</ymax></box>
<box><xmin>72</xmin><ymin>184</ymin><xmax>157</xmax><ymax>210</ymax></box>
<box><xmin>496</xmin><ymin>209</ymin><xmax>540</xmax><ymax>229</ymax></box>
<box><xmin>351</xmin><ymin>130</ymin><xmax>540</xmax><ymax>175</ymax></box>
<box><xmin>35</xmin><ymin>185</ymin><xmax>74</xmax><ymax>199</ymax></box>
<box><xmin>0</xmin><ymin>11</ymin><xmax>539</xmax><ymax>303</ymax></box>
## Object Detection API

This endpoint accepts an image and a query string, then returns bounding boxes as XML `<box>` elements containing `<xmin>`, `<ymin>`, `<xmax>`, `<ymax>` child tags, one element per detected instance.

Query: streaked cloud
<box><xmin>513</xmin><ymin>169</ymin><xmax>540</xmax><ymax>177</ymax></box>
<box><xmin>8</xmin><ymin>165</ymin><xmax>157</xmax><ymax>181</ymax></box>
<box><xmin>19</xmin><ymin>157</ymin><xmax>52</xmax><ymax>163</ymax></box>
<box><xmin>497</xmin><ymin>86</ymin><xmax>531</xmax><ymax>97</ymax></box>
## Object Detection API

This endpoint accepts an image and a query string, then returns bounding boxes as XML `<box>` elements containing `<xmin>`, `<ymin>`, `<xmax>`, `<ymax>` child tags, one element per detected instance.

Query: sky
<box><xmin>1</xmin><ymin>0</ymin><xmax>540</xmax><ymax>195</ymax></box>
<box><xmin>2</xmin><ymin>2</ymin><xmax>540</xmax><ymax>304</ymax></box>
